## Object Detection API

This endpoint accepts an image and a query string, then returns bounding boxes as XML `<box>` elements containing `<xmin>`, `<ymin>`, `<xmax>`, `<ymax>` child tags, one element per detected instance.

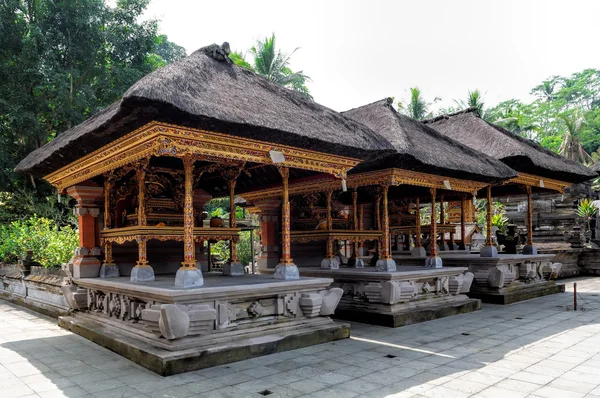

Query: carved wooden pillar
<box><xmin>229</xmin><ymin>179</ymin><xmax>238</xmax><ymax>263</ymax></box>
<box><xmin>380</xmin><ymin>185</ymin><xmax>391</xmax><ymax>260</ymax></box>
<box><xmin>523</xmin><ymin>185</ymin><xmax>538</xmax><ymax>254</ymax></box>
<box><xmin>131</xmin><ymin>159</ymin><xmax>154</xmax><ymax>282</ymax></box>
<box><xmin>359</xmin><ymin>204</ymin><xmax>364</xmax><ymax>254</ymax></box>
<box><xmin>352</xmin><ymin>190</ymin><xmax>359</xmax><ymax>258</ymax></box>
<box><xmin>326</xmin><ymin>190</ymin><xmax>334</xmax><ymax>259</ymax></box>
<box><xmin>254</xmin><ymin>199</ymin><xmax>281</xmax><ymax>272</ymax></box>
<box><xmin>102</xmin><ymin>178</ymin><xmax>114</xmax><ymax>266</ymax></box>
<box><xmin>485</xmin><ymin>186</ymin><xmax>493</xmax><ymax>246</ymax></box>
<box><xmin>175</xmin><ymin>156</ymin><xmax>204</xmax><ymax>287</ymax></box>
<box><xmin>415</xmin><ymin>198</ymin><xmax>422</xmax><ymax>248</ymax></box>
<box><xmin>461</xmin><ymin>197</ymin><xmax>466</xmax><ymax>249</ymax></box>
<box><xmin>430</xmin><ymin>188</ymin><xmax>438</xmax><ymax>257</ymax></box>
<box><xmin>274</xmin><ymin>167</ymin><xmax>299</xmax><ymax>280</ymax></box>
<box><xmin>439</xmin><ymin>195</ymin><xmax>446</xmax><ymax>249</ymax></box>
<box><xmin>375</xmin><ymin>194</ymin><xmax>381</xmax><ymax>254</ymax></box>
<box><xmin>182</xmin><ymin>156</ymin><xmax>196</xmax><ymax>269</ymax></box>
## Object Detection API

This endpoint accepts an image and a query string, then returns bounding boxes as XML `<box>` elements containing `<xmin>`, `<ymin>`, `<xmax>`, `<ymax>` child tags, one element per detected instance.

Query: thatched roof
<box><xmin>342</xmin><ymin>99</ymin><xmax>517</xmax><ymax>183</ymax></box>
<box><xmin>16</xmin><ymin>43</ymin><xmax>395</xmax><ymax>177</ymax></box>
<box><xmin>425</xmin><ymin>108</ymin><xmax>597</xmax><ymax>183</ymax></box>
<box><xmin>591</xmin><ymin>162</ymin><xmax>600</xmax><ymax>175</ymax></box>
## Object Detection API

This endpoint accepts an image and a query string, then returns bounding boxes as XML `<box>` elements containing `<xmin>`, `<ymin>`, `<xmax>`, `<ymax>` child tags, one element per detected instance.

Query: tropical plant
<box><xmin>397</xmin><ymin>87</ymin><xmax>439</xmax><ymax>120</ymax></box>
<box><xmin>558</xmin><ymin>110</ymin><xmax>594</xmax><ymax>165</ymax></box>
<box><xmin>492</xmin><ymin>214</ymin><xmax>509</xmax><ymax>234</ymax></box>
<box><xmin>230</xmin><ymin>34</ymin><xmax>312</xmax><ymax>99</ymax></box>
<box><xmin>576</xmin><ymin>198</ymin><xmax>598</xmax><ymax>234</ymax></box>
<box><xmin>456</xmin><ymin>90</ymin><xmax>486</xmax><ymax>119</ymax></box>
<box><xmin>0</xmin><ymin>216</ymin><xmax>78</xmax><ymax>267</ymax></box>
<box><xmin>475</xmin><ymin>200</ymin><xmax>506</xmax><ymax>235</ymax></box>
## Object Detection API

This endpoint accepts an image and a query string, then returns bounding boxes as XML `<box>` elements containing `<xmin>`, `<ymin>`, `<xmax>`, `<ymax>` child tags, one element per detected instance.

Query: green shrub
<box><xmin>0</xmin><ymin>216</ymin><xmax>78</xmax><ymax>267</ymax></box>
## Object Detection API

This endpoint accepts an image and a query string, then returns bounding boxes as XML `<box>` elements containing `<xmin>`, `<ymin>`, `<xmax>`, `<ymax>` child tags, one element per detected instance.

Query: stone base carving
<box><xmin>299</xmin><ymin>293</ymin><xmax>322</xmax><ymax>317</ymax></box>
<box><xmin>380</xmin><ymin>281</ymin><xmax>417</xmax><ymax>304</ymax></box>
<box><xmin>130</xmin><ymin>266</ymin><xmax>155</xmax><ymax>282</ymax></box>
<box><xmin>425</xmin><ymin>256</ymin><xmax>443</xmax><ymax>268</ymax></box>
<box><xmin>61</xmin><ymin>285</ymin><xmax>88</xmax><ymax>310</ymax></box>
<box><xmin>175</xmin><ymin>268</ymin><xmax>204</xmax><ymax>288</ymax></box>
<box><xmin>480</xmin><ymin>245</ymin><xmax>498</xmax><ymax>257</ymax></box>
<box><xmin>73</xmin><ymin>254</ymin><xmax>101</xmax><ymax>278</ymax></box>
<box><xmin>412</xmin><ymin>247</ymin><xmax>426</xmax><ymax>257</ymax></box>
<box><xmin>274</xmin><ymin>263</ymin><xmax>300</xmax><ymax>280</ymax></box>
<box><xmin>318</xmin><ymin>288</ymin><xmax>343</xmax><ymax>315</ymax></box>
<box><xmin>376</xmin><ymin>259</ymin><xmax>396</xmax><ymax>272</ymax></box>
<box><xmin>522</xmin><ymin>245</ymin><xmax>538</xmax><ymax>255</ymax></box>
<box><xmin>321</xmin><ymin>258</ymin><xmax>340</xmax><ymax>269</ymax></box>
<box><xmin>461</xmin><ymin>272</ymin><xmax>474</xmax><ymax>293</ymax></box>
<box><xmin>222</xmin><ymin>262</ymin><xmax>244</xmax><ymax>276</ymax></box>
<box><xmin>142</xmin><ymin>304</ymin><xmax>216</xmax><ymax>340</ymax></box>
<box><xmin>99</xmin><ymin>264</ymin><xmax>120</xmax><ymax>278</ymax></box>
<box><xmin>364</xmin><ymin>282</ymin><xmax>382</xmax><ymax>302</ymax></box>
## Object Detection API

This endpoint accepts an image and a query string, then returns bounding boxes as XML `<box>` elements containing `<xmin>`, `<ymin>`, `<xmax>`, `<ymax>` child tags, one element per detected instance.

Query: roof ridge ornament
<box><xmin>199</xmin><ymin>42</ymin><xmax>232</xmax><ymax>63</ymax></box>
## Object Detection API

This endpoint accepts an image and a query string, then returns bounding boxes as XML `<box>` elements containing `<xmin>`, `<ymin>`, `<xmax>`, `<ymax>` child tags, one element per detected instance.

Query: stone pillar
<box><xmin>321</xmin><ymin>190</ymin><xmax>339</xmax><ymax>269</ymax></box>
<box><xmin>100</xmin><ymin>177</ymin><xmax>119</xmax><ymax>278</ymax></box>
<box><xmin>481</xmin><ymin>185</ymin><xmax>498</xmax><ymax>257</ymax></box>
<box><xmin>66</xmin><ymin>185</ymin><xmax>103</xmax><ymax>278</ymax></box>
<box><xmin>522</xmin><ymin>186</ymin><xmax>538</xmax><ymax>255</ymax></box>
<box><xmin>223</xmin><ymin>179</ymin><xmax>243</xmax><ymax>276</ymax></box>
<box><xmin>412</xmin><ymin>197</ymin><xmax>426</xmax><ymax>257</ymax></box>
<box><xmin>175</xmin><ymin>156</ymin><xmax>203</xmax><ymax>287</ymax></box>
<box><xmin>131</xmin><ymin>163</ymin><xmax>155</xmax><ymax>282</ymax></box>
<box><xmin>254</xmin><ymin>199</ymin><xmax>282</xmax><ymax>273</ymax></box>
<box><xmin>425</xmin><ymin>188</ymin><xmax>442</xmax><ymax>268</ymax></box>
<box><xmin>376</xmin><ymin>185</ymin><xmax>396</xmax><ymax>271</ymax></box>
<box><xmin>274</xmin><ymin>167</ymin><xmax>299</xmax><ymax>280</ymax></box>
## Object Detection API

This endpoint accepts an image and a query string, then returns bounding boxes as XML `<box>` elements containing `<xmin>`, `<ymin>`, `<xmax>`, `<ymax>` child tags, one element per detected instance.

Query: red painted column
<box><xmin>66</xmin><ymin>185</ymin><xmax>104</xmax><ymax>278</ymax></box>
<box><xmin>253</xmin><ymin>199</ymin><xmax>282</xmax><ymax>273</ymax></box>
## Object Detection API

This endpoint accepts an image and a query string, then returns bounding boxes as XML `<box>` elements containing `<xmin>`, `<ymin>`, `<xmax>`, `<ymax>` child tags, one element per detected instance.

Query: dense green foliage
<box><xmin>0</xmin><ymin>216</ymin><xmax>78</xmax><ymax>267</ymax></box>
<box><xmin>229</xmin><ymin>34</ymin><xmax>312</xmax><ymax>99</ymax></box>
<box><xmin>0</xmin><ymin>0</ymin><xmax>185</xmax><ymax>224</ymax></box>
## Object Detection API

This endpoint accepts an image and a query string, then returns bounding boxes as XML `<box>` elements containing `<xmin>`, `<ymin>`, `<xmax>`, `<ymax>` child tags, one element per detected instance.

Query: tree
<box><xmin>229</xmin><ymin>34</ymin><xmax>312</xmax><ymax>99</ymax></box>
<box><xmin>558</xmin><ymin>110</ymin><xmax>593</xmax><ymax>165</ymax></box>
<box><xmin>397</xmin><ymin>87</ymin><xmax>439</xmax><ymax>120</ymax></box>
<box><xmin>455</xmin><ymin>90</ymin><xmax>486</xmax><ymax>119</ymax></box>
<box><xmin>0</xmin><ymin>0</ymin><xmax>185</xmax><ymax>223</ymax></box>
<box><xmin>486</xmin><ymin>100</ymin><xmax>539</xmax><ymax>140</ymax></box>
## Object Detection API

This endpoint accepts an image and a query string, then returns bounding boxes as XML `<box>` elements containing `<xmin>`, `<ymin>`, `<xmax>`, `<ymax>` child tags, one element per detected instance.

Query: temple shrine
<box><xmin>13</xmin><ymin>44</ymin><xmax>598</xmax><ymax>372</ymax></box>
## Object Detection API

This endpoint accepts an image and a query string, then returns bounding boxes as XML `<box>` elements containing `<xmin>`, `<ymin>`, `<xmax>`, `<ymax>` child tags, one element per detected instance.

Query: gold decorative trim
<box><xmin>289</xmin><ymin>229</ymin><xmax>382</xmax><ymax>244</ymax></box>
<box><xmin>506</xmin><ymin>172</ymin><xmax>569</xmax><ymax>192</ymax></box>
<box><xmin>45</xmin><ymin>121</ymin><xmax>360</xmax><ymax>191</ymax></box>
<box><xmin>242</xmin><ymin>168</ymin><xmax>487</xmax><ymax>202</ymax></box>
<box><xmin>100</xmin><ymin>226</ymin><xmax>241</xmax><ymax>244</ymax></box>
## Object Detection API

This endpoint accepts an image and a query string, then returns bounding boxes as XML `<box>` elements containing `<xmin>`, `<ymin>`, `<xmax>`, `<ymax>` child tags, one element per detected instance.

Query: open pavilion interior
<box><xmin>12</xmin><ymin>43</ymin><xmax>598</xmax><ymax>373</ymax></box>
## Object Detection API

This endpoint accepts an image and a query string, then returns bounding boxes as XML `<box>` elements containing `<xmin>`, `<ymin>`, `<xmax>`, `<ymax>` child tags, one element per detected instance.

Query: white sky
<box><xmin>144</xmin><ymin>0</ymin><xmax>600</xmax><ymax>112</ymax></box>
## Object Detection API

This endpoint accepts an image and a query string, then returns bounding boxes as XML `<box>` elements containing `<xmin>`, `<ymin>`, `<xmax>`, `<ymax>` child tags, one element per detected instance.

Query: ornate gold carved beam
<box><xmin>45</xmin><ymin>122</ymin><xmax>359</xmax><ymax>191</ymax></box>
<box><xmin>505</xmin><ymin>172</ymin><xmax>569</xmax><ymax>193</ymax></box>
<box><xmin>241</xmin><ymin>168</ymin><xmax>487</xmax><ymax>202</ymax></box>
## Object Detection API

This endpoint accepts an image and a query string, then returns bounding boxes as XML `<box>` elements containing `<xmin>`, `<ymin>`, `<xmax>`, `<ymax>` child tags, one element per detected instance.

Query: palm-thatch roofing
<box><xmin>16</xmin><ymin>43</ymin><xmax>395</xmax><ymax>178</ymax></box>
<box><xmin>425</xmin><ymin>108</ymin><xmax>597</xmax><ymax>183</ymax></box>
<box><xmin>591</xmin><ymin>162</ymin><xmax>600</xmax><ymax>176</ymax></box>
<box><xmin>342</xmin><ymin>99</ymin><xmax>517</xmax><ymax>183</ymax></box>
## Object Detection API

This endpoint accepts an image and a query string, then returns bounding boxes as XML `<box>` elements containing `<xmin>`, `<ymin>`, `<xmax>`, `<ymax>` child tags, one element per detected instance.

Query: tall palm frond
<box><xmin>558</xmin><ymin>111</ymin><xmax>593</xmax><ymax>165</ymax></box>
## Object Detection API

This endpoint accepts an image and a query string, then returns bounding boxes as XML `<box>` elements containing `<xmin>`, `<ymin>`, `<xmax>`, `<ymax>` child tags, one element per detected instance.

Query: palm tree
<box><xmin>558</xmin><ymin>110</ymin><xmax>593</xmax><ymax>165</ymax></box>
<box><xmin>397</xmin><ymin>87</ymin><xmax>439</xmax><ymax>120</ymax></box>
<box><xmin>229</xmin><ymin>34</ymin><xmax>312</xmax><ymax>99</ymax></box>
<box><xmin>456</xmin><ymin>90</ymin><xmax>486</xmax><ymax>119</ymax></box>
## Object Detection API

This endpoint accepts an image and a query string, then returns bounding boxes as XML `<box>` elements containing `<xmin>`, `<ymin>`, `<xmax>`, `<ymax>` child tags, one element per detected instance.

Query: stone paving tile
<box><xmin>1</xmin><ymin>277</ymin><xmax>600</xmax><ymax>398</ymax></box>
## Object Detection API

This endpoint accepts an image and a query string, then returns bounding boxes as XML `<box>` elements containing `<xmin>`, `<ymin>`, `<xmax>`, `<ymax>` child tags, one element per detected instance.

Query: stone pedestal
<box><xmin>376</xmin><ymin>259</ymin><xmax>396</xmax><ymax>272</ymax></box>
<box><xmin>99</xmin><ymin>264</ymin><xmax>120</xmax><ymax>278</ymax></box>
<box><xmin>223</xmin><ymin>262</ymin><xmax>244</xmax><ymax>276</ymax></box>
<box><xmin>174</xmin><ymin>268</ymin><xmax>204</xmax><ymax>288</ymax></box>
<box><xmin>131</xmin><ymin>266</ymin><xmax>155</xmax><ymax>282</ymax></box>
<box><xmin>411</xmin><ymin>247</ymin><xmax>426</xmax><ymax>257</ymax></box>
<box><xmin>522</xmin><ymin>245</ymin><xmax>538</xmax><ymax>255</ymax></box>
<box><xmin>321</xmin><ymin>258</ymin><xmax>340</xmax><ymax>269</ymax></box>
<box><xmin>347</xmin><ymin>257</ymin><xmax>365</xmax><ymax>268</ymax></box>
<box><xmin>274</xmin><ymin>263</ymin><xmax>299</xmax><ymax>280</ymax></box>
<box><xmin>480</xmin><ymin>245</ymin><xmax>498</xmax><ymax>257</ymax></box>
<box><xmin>425</xmin><ymin>256</ymin><xmax>443</xmax><ymax>268</ymax></box>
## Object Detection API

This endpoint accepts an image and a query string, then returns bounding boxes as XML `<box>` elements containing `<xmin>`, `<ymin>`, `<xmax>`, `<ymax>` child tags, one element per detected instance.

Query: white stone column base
<box><xmin>223</xmin><ymin>262</ymin><xmax>244</xmax><ymax>276</ymax></box>
<box><xmin>376</xmin><ymin>259</ymin><xmax>396</xmax><ymax>272</ymax></box>
<box><xmin>425</xmin><ymin>256</ymin><xmax>443</xmax><ymax>268</ymax></box>
<box><xmin>99</xmin><ymin>264</ymin><xmax>120</xmax><ymax>278</ymax></box>
<box><xmin>480</xmin><ymin>245</ymin><xmax>499</xmax><ymax>258</ymax></box>
<box><xmin>130</xmin><ymin>266</ymin><xmax>155</xmax><ymax>282</ymax></box>
<box><xmin>274</xmin><ymin>264</ymin><xmax>300</xmax><ymax>280</ymax></box>
<box><xmin>175</xmin><ymin>268</ymin><xmax>204</xmax><ymax>288</ymax></box>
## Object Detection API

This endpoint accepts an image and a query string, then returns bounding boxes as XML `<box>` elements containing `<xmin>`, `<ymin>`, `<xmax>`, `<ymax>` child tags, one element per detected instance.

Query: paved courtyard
<box><xmin>1</xmin><ymin>277</ymin><xmax>600</xmax><ymax>398</ymax></box>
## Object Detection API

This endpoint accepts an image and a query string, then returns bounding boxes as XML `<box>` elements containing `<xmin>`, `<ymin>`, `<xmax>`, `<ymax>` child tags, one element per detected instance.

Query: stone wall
<box><xmin>0</xmin><ymin>264</ymin><xmax>70</xmax><ymax>317</ymax></box>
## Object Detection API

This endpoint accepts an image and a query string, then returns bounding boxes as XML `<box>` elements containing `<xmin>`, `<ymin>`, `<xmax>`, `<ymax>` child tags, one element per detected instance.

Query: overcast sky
<box><xmin>144</xmin><ymin>0</ymin><xmax>600</xmax><ymax>113</ymax></box>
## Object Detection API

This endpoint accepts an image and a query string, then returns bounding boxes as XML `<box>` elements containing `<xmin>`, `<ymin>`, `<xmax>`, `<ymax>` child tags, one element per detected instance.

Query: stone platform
<box><xmin>296</xmin><ymin>266</ymin><xmax>480</xmax><ymax>328</ymax></box>
<box><xmin>61</xmin><ymin>274</ymin><xmax>349</xmax><ymax>375</ymax></box>
<box><xmin>440</xmin><ymin>253</ymin><xmax>565</xmax><ymax>304</ymax></box>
